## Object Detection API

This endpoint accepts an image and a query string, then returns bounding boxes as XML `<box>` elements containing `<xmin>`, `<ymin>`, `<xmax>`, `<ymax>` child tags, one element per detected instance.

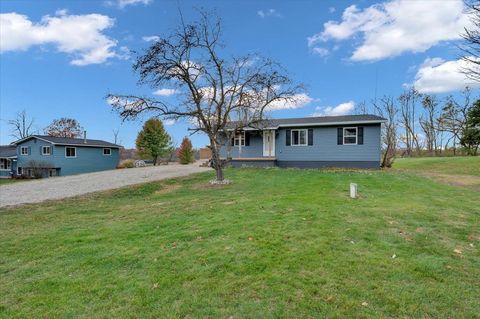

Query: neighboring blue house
<box><xmin>1</xmin><ymin>134</ymin><xmax>121</xmax><ymax>178</ymax></box>
<box><xmin>219</xmin><ymin>114</ymin><xmax>386</xmax><ymax>169</ymax></box>
<box><xmin>0</xmin><ymin>146</ymin><xmax>17</xmax><ymax>178</ymax></box>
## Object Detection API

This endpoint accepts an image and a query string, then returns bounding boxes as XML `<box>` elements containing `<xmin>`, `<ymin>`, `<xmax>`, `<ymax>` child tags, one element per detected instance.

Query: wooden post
<box><xmin>350</xmin><ymin>183</ymin><xmax>358</xmax><ymax>199</ymax></box>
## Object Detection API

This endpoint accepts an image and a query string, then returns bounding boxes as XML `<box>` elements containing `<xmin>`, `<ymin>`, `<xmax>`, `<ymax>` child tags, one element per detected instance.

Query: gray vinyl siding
<box><xmin>16</xmin><ymin>137</ymin><xmax>120</xmax><ymax>176</ymax></box>
<box><xmin>219</xmin><ymin>132</ymin><xmax>263</xmax><ymax>158</ymax></box>
<box><xmin>218</xmin><ymin>124</ymin><xmax>381</xmax><ymax>168</ymax></box>
<box><xmin>276</xmin><ymin>124</ymin><xmax>381</xmax><ymax>162</ymax></box>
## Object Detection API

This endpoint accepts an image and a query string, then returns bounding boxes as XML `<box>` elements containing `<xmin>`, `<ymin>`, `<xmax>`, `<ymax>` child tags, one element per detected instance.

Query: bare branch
<box><xmin>8</xmin><ymin>110</ymin><xmax>36</xmax><ymax>140</ymax></box>
<box><xmin>106</xmin><ymin>9</ymin><xmax>303</xmax><ymax>181</ymax></box>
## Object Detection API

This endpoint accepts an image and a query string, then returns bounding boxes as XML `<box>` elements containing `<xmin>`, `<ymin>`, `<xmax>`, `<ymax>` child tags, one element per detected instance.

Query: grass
<box><xmin>1</xmin><ymin>165</ymin><xmax>480</xmax><ymax>318</ymax></box>
<box><xmin>394</xmin><ymin>156</ymin><xmax>480</xmax><ymax>176</ymax></box>
<box><xmin>0</xmin><ymin>179</ymin><xmax>23</xmax><ymax>185</ymax></box>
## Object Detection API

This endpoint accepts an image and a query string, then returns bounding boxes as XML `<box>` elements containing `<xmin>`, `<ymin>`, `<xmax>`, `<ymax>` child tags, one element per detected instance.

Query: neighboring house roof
<box><xmin>11</xmin><ymin>135</ymin><xmax>122</xmax><ymax>148</ymax></box>
<box><xmin>0</xmin><ymin>145</ymin><xmax>17</xmax><ymax>158</ymax></box>
<box><xmin>226</xmin><ymin>114</ymin><xmax>387</xmax><ymax>130</ymax></box>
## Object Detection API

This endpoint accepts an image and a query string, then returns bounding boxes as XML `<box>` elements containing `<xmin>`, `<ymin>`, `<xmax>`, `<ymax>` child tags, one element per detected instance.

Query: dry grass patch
<box><xmin>421</xmin><ymin>172</ymin><xmax>480</xmax><ymax>191</ymax></box>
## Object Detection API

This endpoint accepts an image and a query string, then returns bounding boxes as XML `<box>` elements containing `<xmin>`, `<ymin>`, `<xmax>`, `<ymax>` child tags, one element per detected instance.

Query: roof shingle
<box><xmin>13</xmin><ymin>135</ymin><xmax>121</xmax><ymax>148</ymax></box>
<box><xmin>0</xmin><ymin>145</ymin><xmax>17</xmax><ymax>158</ymax></box>
<box><xmin>227</xmin><ymin>114</ymin><xmax>386</xmax><ymax>129</ymax></box>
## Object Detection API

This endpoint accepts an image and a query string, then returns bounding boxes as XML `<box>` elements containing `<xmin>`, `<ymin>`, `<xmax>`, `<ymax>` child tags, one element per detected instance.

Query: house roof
<box><xmin>0</xmin><ymin>145</ymin><xmax>17</xmax><ymax>158</ymax></box>
<box><xmin>227</xmin><ymin>114</ymin><xmax>387</xmax><ymax>130</ymax></box>
<box><xmin>12</xmin><ymin>135</ymin><xmax>122</xmax><ymax>148</ymax></box>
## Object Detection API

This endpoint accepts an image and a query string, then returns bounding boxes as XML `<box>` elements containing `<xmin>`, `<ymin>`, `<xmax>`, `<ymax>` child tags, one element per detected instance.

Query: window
<box><xmin>17</xmin><ymin>167</ymin><xmax>22</xmax><ymax>175</ymax></box>
<box><xmin>20</xmin><ymin>146</ymin><xmax>28</xmax><ymax>155</ymax></box>
<box><xmin>0</xmin><ymin>158</ymin><xmax>11</xmax><ymax>170</ymax></box>
<box><xmin>42</xmin><ymin>146</ymin><xmax>51</xmax><ymax>155</ymax></box>
<box><xmin>103</xmin><ymin>148</ymin><xmax>111</xmax><ymax>156</ymax></box>
<box><xmin>291</xmin><ymin>129</ymin><xmax>308</xmax><ymax>146</ymax></box>
<box><xmin>65</xmin><ymin>147</ymin><xmax>76</xmax><ymax>158</ymax></box>
<box><xmin>234</xmin><ymin>132</ymin><xmax>245</xmax><ymax>147</ymax></box>
<box><xmin>343</xmin><ymin>127</ymin><xmax>357</xmax><ymax>145</ymax></box>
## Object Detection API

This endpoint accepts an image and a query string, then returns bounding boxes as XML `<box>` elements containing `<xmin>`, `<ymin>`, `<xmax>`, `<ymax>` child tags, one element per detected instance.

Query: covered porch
<box><xmin>227</xmin><ymin>157</ymin><xmax>277</xmax><ymax>168</ymax></box>
<box><xmin>220</xmin><ymin>129</ymin><xmax>277</xmax><ymax>159</ymax></box>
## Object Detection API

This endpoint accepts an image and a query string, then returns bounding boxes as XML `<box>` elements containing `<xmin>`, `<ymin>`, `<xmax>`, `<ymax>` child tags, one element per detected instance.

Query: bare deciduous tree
<box><xmin>354</xmin><ymin>100</ymin><xmax>368</xmax><ymax>114</ymax></box>
<box><xmin>438</xmin><ymin>88</ymin><xmax>472</xmax><ymax>154</ymax></box>
<box><xmin>462</xmin><ymin>1</ymin><xmax>480</xmax><ymax>82</ymax></box>
<box><xmin>8</xmin><ymin>110</ymin><xmax>35</xmax><ymax>139</ymax></box>
<box><xmin>420</xmin><ymin>94</ymin><xmax>439</xmax><ymax>155</ymax></box>
<box><xmin>113</xmin><ymin>128</ymin><xmax>120</xmax><ymax>144</ymax></box>
<box><xmin>373</xmin><ymin>96</ymin><xmax>398</xmax><ymax>168</ymax></box>
<box><xmin>399</xmin><ymin>88</ymin><xmax>421</xmax><ymax>155</ymax></box>
<box><xmin>107</xmin><ymin>10</ymin><xmax>302</xmax><ymax>182</ymax></box>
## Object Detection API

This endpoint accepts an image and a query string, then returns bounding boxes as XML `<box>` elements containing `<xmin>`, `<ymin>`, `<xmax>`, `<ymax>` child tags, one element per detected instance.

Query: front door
<box><xmin>263</xmin><ymin>130</ymin><xmax>275</xmax><ymax>157</ymax></box>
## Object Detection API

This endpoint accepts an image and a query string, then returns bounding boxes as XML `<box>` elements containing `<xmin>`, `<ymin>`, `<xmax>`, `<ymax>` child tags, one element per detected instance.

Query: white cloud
<box><xmin>153</xmin><ymin>88</ymin><xmax>177</xmax><ymax>96</ymax></box>
<box><xmin>412</xmin><ymin>57</ymin><xmax>480</xmax><ymax>93</ymax></box>
<box><xmin>163</xmin><ymin>119</ymin><xmax>176</xmax><ymax>126</ymax></box>
<box><xmin>312</xmin><ymin>47</ymin><xmax>329</xmax><ymax>57</ymax></box>
<box><xmin>308</xmin><ymin>0</ymin><xmax>471</xmax><ymax>61</ymax></box>
<box><xmin>142</xmin><ymin>35</ymin><xmax>160</xmax><ymax>42</ymax></box>
<box><xmin>0</xmin><ymin>11</ymin><xmax>120</xmax><ymax>65</ymax></box>
<box><xmin>312</xmin><ymin>101</ymin><xmax>355</xmax><ymax>116</ymax></box>
<box><xmin>266</xmin><ymin>93</ymin><xmax>313</xmax><ymax>111</ymax></box>
<box><xmin>257</xmin><ymin>9</ymin><xmax>282</xmax><ymax>18</ymax></box>
<box><xmin>105</xmin><ymin>0</ymin><xmax>152</xmax><ymax>9</ymax></box>
<box><xmin>329</xmin><ymin>7</ymin><xmax>336</xmax><ymax>13</ymax></box>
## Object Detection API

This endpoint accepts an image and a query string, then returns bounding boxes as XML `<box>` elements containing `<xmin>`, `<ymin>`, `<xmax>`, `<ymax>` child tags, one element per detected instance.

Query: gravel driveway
<box><xmin>0</xmin><ymin>164</ymin><xmax>211</xmax><ymax>208</ymax></box>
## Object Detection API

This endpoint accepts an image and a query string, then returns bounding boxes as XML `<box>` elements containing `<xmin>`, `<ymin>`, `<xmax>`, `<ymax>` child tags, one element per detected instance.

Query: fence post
<box><xmin>350</xmin><ymin>183</ymin><xmax>358</xmax><ymax>199</ymax></box>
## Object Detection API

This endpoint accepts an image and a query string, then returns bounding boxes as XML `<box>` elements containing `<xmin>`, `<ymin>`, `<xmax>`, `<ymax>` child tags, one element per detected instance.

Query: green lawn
<box><xmin>394</xmin><ymin>156</ymin><xmax>480</xmax><ymax>176</ymax></box>
<box><xmin>0</xmin><ymin>179</ymin><xmax>22</xmax><ymax>185</ymax></box>
<box><xmin>1</xmin><ymin>167</ymin><xmax>479</xmax><ymax>318</ymax></box>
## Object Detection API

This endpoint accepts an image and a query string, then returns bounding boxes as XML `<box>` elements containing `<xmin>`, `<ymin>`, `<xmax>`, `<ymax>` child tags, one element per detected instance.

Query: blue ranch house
<box><xmin>220</xmin><ymin>114</ymin><xmax>386</xmax><ymax>169</ymax></box>
<box><xmin>0</xmin><ymin>134</ymin><xmax>121</xmax><ymax>178</ymax></box>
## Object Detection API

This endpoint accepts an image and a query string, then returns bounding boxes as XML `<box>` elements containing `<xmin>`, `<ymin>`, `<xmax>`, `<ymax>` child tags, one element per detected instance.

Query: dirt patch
<box><xmin>154</xmin><ymin>184</ymin><xmax>181</xmax><ymax>195</ymax></box>
<box><xmin>190</xmin><ymin>181</ymin><xmax>231</xmax><ymax>191</ymax></box>
<box><xmin>421</xmin><ymin>172</ymin><xmax>480</xmax><ymax>191</ymax></box>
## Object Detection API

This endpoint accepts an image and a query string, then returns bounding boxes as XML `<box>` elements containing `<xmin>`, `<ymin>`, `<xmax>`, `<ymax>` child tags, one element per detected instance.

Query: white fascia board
<box><xmin>276</xmin><ymin>120</ymin><xmax>386</xmax><ymax>128</ymax></box>
<box><xmin>11</xmin><ymin>136</ymin><xmax>54</xmax><ymax>145</ymax></box>
<box><xmin>227</xmin><ymin>120</ymin><xmax>386</xmax><ymax>131</ymax></box>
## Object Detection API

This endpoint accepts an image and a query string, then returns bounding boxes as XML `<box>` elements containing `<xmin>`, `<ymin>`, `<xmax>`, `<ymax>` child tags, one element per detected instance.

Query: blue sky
<box><xmin>1</xmin><ymin>0</ymin><xmax>477</xmax><ymax>148</ymax></box>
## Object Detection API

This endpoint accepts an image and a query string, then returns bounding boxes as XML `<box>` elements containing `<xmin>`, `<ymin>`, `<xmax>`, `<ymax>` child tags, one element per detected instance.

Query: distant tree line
<box><xmin>360</xmin><ymin>87</ymin><xmax>480</xmax><ymax>167</ymax></box>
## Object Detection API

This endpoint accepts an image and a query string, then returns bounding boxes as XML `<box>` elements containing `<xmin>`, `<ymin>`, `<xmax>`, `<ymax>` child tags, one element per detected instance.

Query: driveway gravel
<box><xmin>0</xmin><ymin>164</ymin><xmax>211</xmax><ymax>208</ymax></box>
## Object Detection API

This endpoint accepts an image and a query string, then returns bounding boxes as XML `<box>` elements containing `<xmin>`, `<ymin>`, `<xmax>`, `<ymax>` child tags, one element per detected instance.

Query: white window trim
<box><xmin>343</xmin><ymin>127</ymin><xmax>358</xmax><ymax>145</ymax></box>
<box><xmin>291</xmin><ymin>129</ymin><xmax>308</xmax><ymax>146</ymax></box>
<box><xmin>65</xmin><ymin>147</ymin><xmax>77</xmax><ymax>158</ymax></box>
<box><xmin>20</xmin><ymin>146</ymin><xmax>29</xmax><ymax>155</ymax></box>
<box><xmin>0</xmin><ymin>158</ymin><xmax>10</xmax><ymax>171</ymax></box>
<box><xmin>234</xmin><ymin>132</ymin><xmax>246</xmax><ymax>147</ymax></box>
<box><xmin>103</xmin><ymin>148</ymin><xmax>112</xmax><ymax>156</ymax></box>
<box><xmin>42</xmin><ymin>146</ymin><xmax>51</xmax><ymax>155</ymax></box>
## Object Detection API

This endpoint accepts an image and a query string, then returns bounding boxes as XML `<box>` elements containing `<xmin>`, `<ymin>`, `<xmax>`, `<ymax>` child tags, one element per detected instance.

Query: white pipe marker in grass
<box><xmin>350</xmin><ymin>183</ymin><xmax>358</xmax><ymax>199</ymax></box>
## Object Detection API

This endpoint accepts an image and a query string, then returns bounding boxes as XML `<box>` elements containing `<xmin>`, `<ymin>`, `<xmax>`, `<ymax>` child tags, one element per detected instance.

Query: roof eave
<box><xmin>276</xmin><ymin>119</ymin><xmax>387</xmax><ymax>128</ymax></box>
<box><xmin>226</xmin><ymin>119</ymin><xmax>386</xmax><ymax>131</ymax></box>
<box><xmin>11</xmin><ymin>135</ymin><xmax>54</xmax><ymax>146</ymax></box>
<box><xmin>54</xmin><ymin>143</ymin><xmax>122</xmax><ymax>148</ymax></box>
<box><xmin>11</xmin><ymin>136</ymin><xmax>121</xmax><ymax>148</ymax></box>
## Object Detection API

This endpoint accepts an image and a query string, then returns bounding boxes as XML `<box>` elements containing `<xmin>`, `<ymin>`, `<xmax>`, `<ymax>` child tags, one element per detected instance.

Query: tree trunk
<box><xmin>153</xmin><ymin>156</ymin><xmax>157</xmax><ymax>166</ymax></box>
<box><xmin>209</xmin><ymin>137</ymin><xmax>224</xmax><ymax>182</ymax></box>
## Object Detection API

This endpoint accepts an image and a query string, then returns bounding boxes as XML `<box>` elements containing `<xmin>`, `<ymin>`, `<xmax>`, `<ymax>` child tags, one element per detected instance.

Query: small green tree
<box><xmin>460</xmin><ymin>99</ymin><xmax>480</xmax><ymax>155</ymax></box>
<box><xmin>177</xmin><ymin>137</ymin><xmax>195</xmax><ymax>164</ymax></box>
<box><xmin>136</xmin><ymin>118</ymin><xmax>172</xmax><ymax>165</ymax></box>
